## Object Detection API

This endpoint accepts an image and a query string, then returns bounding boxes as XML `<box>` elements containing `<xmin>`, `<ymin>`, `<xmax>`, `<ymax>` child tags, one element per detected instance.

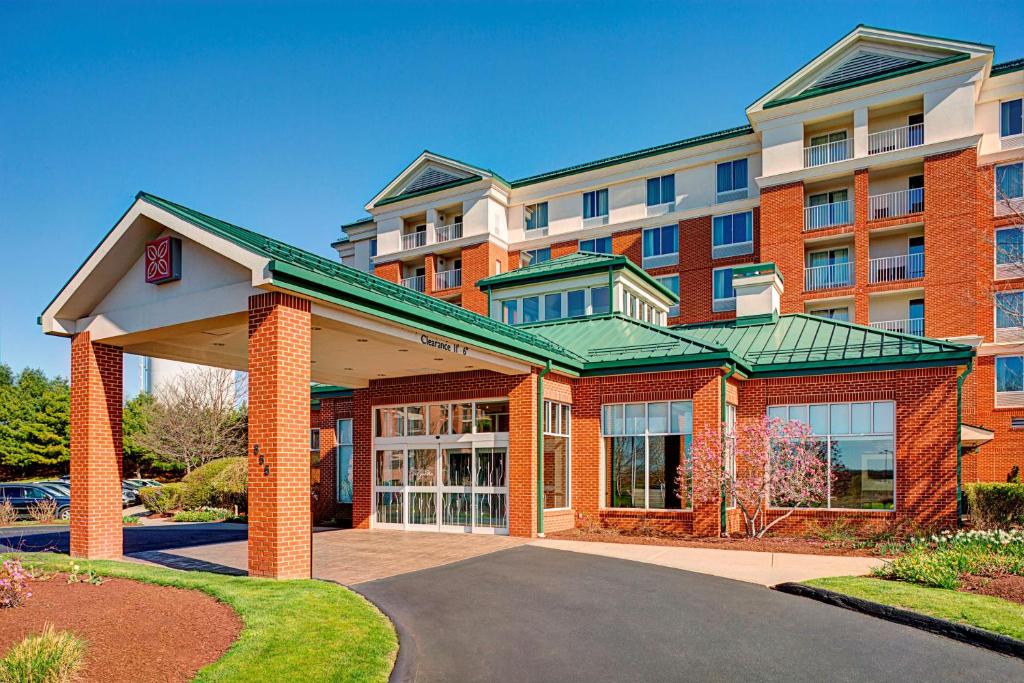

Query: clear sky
<box><xmin>1</xmin><ymin>0</ymin><xmax>1021</xmax><ymax>391</ymax></box>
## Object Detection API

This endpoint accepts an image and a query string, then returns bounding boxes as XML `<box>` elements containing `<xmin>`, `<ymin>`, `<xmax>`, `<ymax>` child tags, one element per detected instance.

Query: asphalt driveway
<box><xmin>354</xmin><ymin>545</ymin><xmax>1024</xmax><ymax>683</ymax></box>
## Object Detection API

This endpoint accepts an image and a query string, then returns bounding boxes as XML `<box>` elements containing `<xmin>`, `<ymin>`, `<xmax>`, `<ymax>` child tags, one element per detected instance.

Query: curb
<box><xmin>774</xmin><ymin>582</ymin><xmax>1024</xmax><ymax>660</ymax></box>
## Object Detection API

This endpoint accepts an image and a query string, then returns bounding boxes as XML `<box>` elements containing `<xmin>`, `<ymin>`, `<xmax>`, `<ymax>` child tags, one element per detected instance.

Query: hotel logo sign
<box><xmin>145</xmin><ymin>236</ymin><xmax>182</xmax><ymax>285</ymax></box>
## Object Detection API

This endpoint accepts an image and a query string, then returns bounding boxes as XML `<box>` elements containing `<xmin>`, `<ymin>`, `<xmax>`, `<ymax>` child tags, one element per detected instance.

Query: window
<box><xmin>337</xmin><ymin>419</ymin><xmax>353</xmax><ymax>503</ymax></box>
<box><xmin>369</xmin><ymin>239</ymin><xmax>378</xmax><ymax>258</ymax></box>
<box><xmin>806</xmin><ymin>189</ymin><xmax>851</xmax><ymax>228</ymax></box>
<box><xmin>544</xmin><ymin>293</ymin><xmax>562</xmax><ymax>321</ymax></box>
<box><xmin>767</xmin><ymin>401</ymin><xmax>895</xmax><ymax>510</ymax></box>
<box><xmin>591</xmin><ymin>286</ymin><xmax>610</xmax><ymax>314</ymax></box>
<box><xmin>1002</xmin><ymin>99</ymin><xmax>1023</xmax><ymax>138</ymax></box>
<box><xmin>502</xmin><ymin>300</ymin><xmax>518</xmax><ymax>325</ymax></box>
<box><xmin>495</xmin><ymin>259</ymin><xmax>502</xmax><ymax>274</ymax></box>
<box><xmin>807</xmin><ymin>131</ymin><xmax>849</xmax><ymax>164</ymax></box>
<box><xmin>716</xmin><ymin>158</ymin><xmax>748</xmax><ymax>201</ymax></box>
<box><xmin>712</xmin><ymin>211</ymin><xmax>753</xmax><ymax>258</ymax></box>
<box><xmin>579</xmin><ymin>236</ymin><xmax>612</xmax><ymax>253</ymax></box>
<box><xmin>522</xmin><ymin>247</ymin><xmax>551</xmax><ymax>266</ymax></box>
<box><xmin>642</xmin><ymin>225</ymin><xmax>679</xmax><ymax>267</ymax></box>
<box><xmin>656</xmin><ymin>274</ymin><xmax>680</xmax><ymax>318</ymax></box>
<box><xmin>712</xmin><ymin>268</ymin><xmax>735</xmax><ymax>311</ymax></box>
<box><xmin>525</xmin><ymin>202</ymin><xmax>549</xmax><ymax>230</ymax></box>
<box><xmin>475</xmin><ymin>401</ymin><xmax>510</xmax><ymax>432</ymax></box>
<box><xmin>996</xmin><ymin>227</ymin><xmax>1023</xmax><ymax>279</ymax></box>
<box><xmin>996</xmin><ymin>162</ymin><xmax>1024</xmax><ymax>201</ymax></box>
<box><xmin>310</xmin><ymin>428</ymin><xmax>321</xmax><ymax>452</ymax></box>
<box><xmin>646</xmin><ymin>174</ymin><xmax>675</xmax><ymax>207</ymax></box>
<box><xmin>583</xmin><ymin>189</ymin><xmax>609</xmax><ymax>220</ymax></box>
<box><xmin>544</xmin><ymin>401</ymin><xmax>571</xmax><ymax>509</ymax></box>
<box><xmin>376</xmin><ymin>401</ymin><xmax>509</xmax><ymax>438</ymax></box>
<box><xmin>996</xmin><ymin>291</ymin><xmax>1024</xmax><ymax>330</ymax></box>
<box><xmin>997</xmin><ymin>356</ymin><xmax>1024</xmax><ymax>407</ymax></box>
<box><xmin>522</xmin><ymin>296</ymin><xmax>540</xmax><ymax>324</ymax></box>
<box><xmin>809</xmin><ymin>307</ymin><xmax>849</xmax><ymax>322</ymax></box>
<box><xmin>567</xmin><ymin>289</ymin><xmax>586</xmax><ymax>317</ymax></box>
<box><xmin>603</xmin><ymin>401</ymin><xmax>693</xmax><ymax>510</ymax></box>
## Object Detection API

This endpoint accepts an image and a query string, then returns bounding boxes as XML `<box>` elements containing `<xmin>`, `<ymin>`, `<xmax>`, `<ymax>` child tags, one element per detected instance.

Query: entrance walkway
<box><xmin>529</xmin><ymin>538</ymin><xmax>884</xmax><ymax>586</ymax></box>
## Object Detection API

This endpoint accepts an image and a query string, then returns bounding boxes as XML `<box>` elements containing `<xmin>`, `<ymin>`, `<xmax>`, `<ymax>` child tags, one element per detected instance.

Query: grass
<box><xmin>4</xmin><ymin>553</ymin><xmax>397</xmax><ymax>682</ymax></box>
<box><xmin>0</xmin><ymin>624</ymin><xmax>86</xmax><ymax>683</ymax></box>
<box><xmin>804</xmin><ymin>576</ymin><xmax>1024</xmax><ymax>641</ymax></box>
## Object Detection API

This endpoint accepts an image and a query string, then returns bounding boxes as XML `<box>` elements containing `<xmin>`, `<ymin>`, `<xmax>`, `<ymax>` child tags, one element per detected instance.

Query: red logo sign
<box><xmin>145</xmin><ymin>236</ymin><xmax>182</xmax><ymax>284</ymax></box>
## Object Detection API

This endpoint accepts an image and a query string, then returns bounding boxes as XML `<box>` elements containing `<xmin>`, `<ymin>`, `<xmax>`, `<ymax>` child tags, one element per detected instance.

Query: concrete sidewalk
<box><xmin>530</xmin><ymin>538</ymin><xmax>883</xmax><ymax>585</ymax></box>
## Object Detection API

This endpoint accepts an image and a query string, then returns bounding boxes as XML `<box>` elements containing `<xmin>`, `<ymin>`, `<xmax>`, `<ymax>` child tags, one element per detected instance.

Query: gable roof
<box><xmin>476</xmin><ymin>251</ymin><xmax>679</xmax><ymax>301</ymax></box>
<box><xmin>366</xmin><ymin>151</ymin><xmax>509</xmax><ymax>210</ymax></box>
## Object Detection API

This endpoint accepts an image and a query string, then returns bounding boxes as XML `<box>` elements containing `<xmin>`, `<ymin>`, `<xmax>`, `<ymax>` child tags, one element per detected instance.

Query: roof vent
<box><xmin>732</xmin><ymin>262</ymin><xmax>784</xmax><ymax>325</ymax></box>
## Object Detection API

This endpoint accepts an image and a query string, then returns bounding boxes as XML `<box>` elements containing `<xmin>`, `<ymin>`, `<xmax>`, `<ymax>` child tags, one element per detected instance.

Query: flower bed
<box><xmin>872</xmin><ymin>529</ymin><xmax>1024</xmax><ymax>591</ymax></box>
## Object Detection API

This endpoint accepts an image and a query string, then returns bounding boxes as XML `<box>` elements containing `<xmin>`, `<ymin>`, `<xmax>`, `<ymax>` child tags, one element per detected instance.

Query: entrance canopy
<box><xmin>41</xmin><ymin>193</ymin><xmax>581</xmax><ymax>385</ymax></box>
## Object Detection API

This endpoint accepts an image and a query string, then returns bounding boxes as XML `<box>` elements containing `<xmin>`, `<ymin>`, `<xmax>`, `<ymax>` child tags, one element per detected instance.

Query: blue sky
<box><xmin>1</xmin><ymin>0</ymin><xmax>1021</xmax><ymax>390</ymax></box>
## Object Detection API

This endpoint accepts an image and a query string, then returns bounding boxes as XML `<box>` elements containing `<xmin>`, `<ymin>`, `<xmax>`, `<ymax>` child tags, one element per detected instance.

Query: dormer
<box><xmin>477</xmin><ymin>252</ymin><xmax>678</xmax><ymax>327</ymax></box>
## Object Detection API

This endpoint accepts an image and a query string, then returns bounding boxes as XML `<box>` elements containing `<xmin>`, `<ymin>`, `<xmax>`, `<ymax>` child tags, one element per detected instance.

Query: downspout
<box><xmin>956</xmin><ymin>360</ymin><xmax>973</xmax><ymax>526</ymax></box>
<box><xmin>486</xmin><ymin>285</ymin><xmax>492</xmax><ymax>320</ymax></box>
<box><xmin>720</xmin><ymin>364</ymin><xmax>737</xmax><ymax>534</ymax></box>
<box><xmin>537</xmin><ymin>360</ymin><xmax>552</xmax><ymax>537</ymax></box>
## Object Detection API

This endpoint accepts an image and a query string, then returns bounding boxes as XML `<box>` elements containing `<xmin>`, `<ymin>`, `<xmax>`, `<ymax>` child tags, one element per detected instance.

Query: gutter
<box><xmin>537</xmin><ymin>360</ymin><xmax>552</xmax><ymax>537</ymax></box>
<box><xmin>720</xmin><ymin>364</ymin><xmax>737</xmax><ymax>534</ymax></box>
<box><xmin>956</xmin><ymin>360</ymin><xmax>974</xmax><ymax>524</ymax></box>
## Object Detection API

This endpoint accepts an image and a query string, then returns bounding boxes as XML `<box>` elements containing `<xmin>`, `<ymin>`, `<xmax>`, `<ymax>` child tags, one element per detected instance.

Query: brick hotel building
<box><xmin>43</xmin><ymin>26</ymin><xmax>1022</xmax><ymax>577</ymax></box>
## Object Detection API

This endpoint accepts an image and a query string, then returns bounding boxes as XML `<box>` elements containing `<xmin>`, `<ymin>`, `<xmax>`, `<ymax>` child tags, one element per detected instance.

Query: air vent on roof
<box><xmin>810</xmin><ymin>51</ymin><xmax>924</xmax><ymax>90</ymax></box>
<box><xmin>405</xmin><ymin>167</ymin><xmax>462</xmax><ymax>193</ymax></box>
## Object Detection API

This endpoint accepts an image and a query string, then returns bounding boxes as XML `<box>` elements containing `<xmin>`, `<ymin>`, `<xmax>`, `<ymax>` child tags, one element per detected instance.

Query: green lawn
<box><xmin>5</xmin><ymin>553</ymin><xmax>397</xmax><ymax>682</ymax></box>
<box><xmin>804</xmin><ymin>576</ymin><xmax>1024</xmax><ymax>641</ymax></box>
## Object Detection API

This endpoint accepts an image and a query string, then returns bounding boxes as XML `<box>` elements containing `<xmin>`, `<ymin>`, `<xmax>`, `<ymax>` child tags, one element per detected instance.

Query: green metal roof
<box><xmin>678</xmin><ymin>314</ymin><xmax>973</xmax><ymax>376</ymax></box>
<box><xmin>340</xmin><ymin>217</ymin><xmax>374</xmax><ymax>230</ymax></box>
<box><xmin>135</xmin><ymin>192</ymin><xmax>585</xmax><ymax>372</ymax></box>
<box><xmin>992</xmin><ymin>58</ymin><xmax>1024</xmax><ymax>76</ymax></box>
<box><xmin>476</xmin><ymin>251</ymin><xmax>678</xmax><ymax>302</ymax></box>
<box><xmin>373</xmin><ymin>175</ymin><xmax>483</xmax><ymax>207</ymax></box>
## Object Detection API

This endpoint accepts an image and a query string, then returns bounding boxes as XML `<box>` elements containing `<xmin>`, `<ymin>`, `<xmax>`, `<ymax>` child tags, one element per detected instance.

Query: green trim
<box><xmin>732</xmin><ymin>261</ymin><xmax>784</xmax><ymax>284</ymax></box>
<box><xmin>992</xmin><ymin>58</ymin><xmax>1024</xmax><ymax>76</ymax></box>
<box><xmin>764</xmin><ymin>53</ymin><xmax>971</xmax><ymax>109</ymax></box>
<box><xmin>340</xmin><ymin>217</ymin><xmax>374</xmax><ymax>230</ymax></box>
<box><xmin>373</xmin><ymin>175</ymin><xmax>483</xmax><ymax>207</ymax></box>
<box><xmin>310</xmin><ymin>384</ymin><xmax>353</xmax><ymax>399</ymax></box>
<box><xmin>734</xmin><ymin>312</ymin><xmax>778</xmax><ymax>328</ymax></box>
<box><xmin>957</xmin><ymin>360</ymin><xmax>974</xmax><ymax>522</ymax></box>
<box><xmin>537</xmin><ymin>361</ymin><xmax>552</xmax><ymax>536</ymax></box>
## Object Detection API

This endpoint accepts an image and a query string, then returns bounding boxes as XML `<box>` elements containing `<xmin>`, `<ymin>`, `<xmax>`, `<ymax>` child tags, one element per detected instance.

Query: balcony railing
<box><xmin>805</xmin><ymin>262</ymin><xmax>852</xmax><ymax>291</ymax></box>
<box><xmin>435</xmin><ymin>222</ymin><xmax>463</xmax><ymax>244</ymax></box>
<box><xmin>869</xmin><ymin>187</ymin><xmax>924</xmax><ymax>220</ymax></box>
<box><xmin>803</xmin><ymin>138</ymin><xmax>853</xmax><ymax>168</ymax></box>
<box><xmin>434</xmin><ymin>269</ymin><xmax>462</xmax><ymax>291</ymax></box>
<box><xmin>804</xmin><ymin>199</ymin><xmax>853</xmax><ymax>230</ymax></box>
<box><xmin>869</xmin><ymin>253</ymin><xmax>924</xmax><ymax>283</ymax></box>
<box><xmin>401</xmin><ymin>275</ymin><xmax>426</xmax><ymax>292</ymax></box>
<box><xmin>867</xmin><ymin>123</ymin><xmax>924</xmax><ymax>155</ymax></box>
<box><xmin>870</xmin><ymin>318</ymin><xmax>924</xmax><ymax>336</ymax></box>
<box><xmin>401</xmin><ymin>231</ymin><xmax>427</xmax><ymax>250</ymax></box>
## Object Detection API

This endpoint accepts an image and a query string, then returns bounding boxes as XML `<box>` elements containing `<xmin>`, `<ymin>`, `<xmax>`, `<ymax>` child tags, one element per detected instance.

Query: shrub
<box><xmin>0</xmin><ymin>501</ymin><xmax>17</xmax><ymax>527</ymax></box>
<box><xmin>0</xmin><ymin>624</ymin><xmax>86</xmax><ymax>683</ymax></box>
<box><xmin>0</xmin><ymin>559</ymin><xmax>32</xmax><ymax>608</ymax></box>
<box><xmin>172</xmin><ymin>508</ymin><xmax>230</xmax><ymax>523</ymax></box>
<box><xmin>183</xmin><ymin>457</ymin><xmax>247</xmax><ymax>510</ymax></box>
<box><xmin>966</xmin><ymin>483</ymin><xmax>1024</xmax><ymax>529</ymax></box>
<box><xmin>27</xmin><ymin>500</ymin><xmax>57</xmax><ymax>524</ymax></box>
<box><xmin>122</xmin><ymin>516</ymin><xmax>141</xmax><ymax>526</ymax></box>
<box><xmin>873</xmin><ymin>528</ymin><xmax>1024</xmax><ymax>589</ymax></box>
<box><xmin>137</xmin><ymin>483</ymin><xmax>183</xmax><ymax>514</ymax></box>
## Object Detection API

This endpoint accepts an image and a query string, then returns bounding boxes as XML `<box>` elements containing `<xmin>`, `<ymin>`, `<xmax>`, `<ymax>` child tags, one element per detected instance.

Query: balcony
<box><xmin>401</xmin><ymin>231</ymin><xmax>427</xmax><ymax>250</ymax></box>
<box><xmin>869</xmin><ymin>187</ymin><xmax>924</xmax><ymax>220</ymax></box>
<box><xmin>805</xmin><ymin>262</ymin><xmax>852</xmax><ymax>291</ymax></box>
<box><xmin>803</xmin><ymin>138</ymin><xmax>853</xmax><ymax>168</ymax></box>
<box><xmin>434</xmin><ymin>269</ymin><xmax>462</xmax><ymax>291</ymax></box>
<box><xmin>867</xmin><ymin>123</ymin><xmax>924</xmax><ymax>155</ymax></box>
<box><xmin>435</xmin><ymin>222</ymin><xmax>463</xmax><ymax>244</ymax></box>
<box><xmin>401</xmin><ymin>275</ymin><xmax>426</xmax><ymax>293</ymax></box>
<box><xmin>870</xmin><ymin>318</ymin><xmax>924</xmax><ymax>336</ymax></box>
<box><xmin>804</xmin><ymin>199</ymin><xmax>853</xmax><ymax>230</ymax></box>
<box><xmin>869</xmin><ymin>253</ymin><xmax>924</xmax><ymax>284</ymax></box>
<box><xmin>400</xmin><ymin>222</ymin><xmax>464</xmax><ymax>251</ymax></box>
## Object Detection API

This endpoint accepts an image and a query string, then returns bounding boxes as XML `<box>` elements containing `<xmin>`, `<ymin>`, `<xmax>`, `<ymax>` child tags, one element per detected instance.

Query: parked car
<box><xmin>123</xmin><ymin>479</ymin><xmax>156</xmax><ymax>490</ymax></box>
<box><xmin>57</xmin><ymin>474</ymin><xmax>71</xmax><ymax>483</ymax></box>
<box><xmin>0</xmin><ymin>484</ymin><xmax>71</xmax><ymax>520</ymax></box>
<box><xmin>34</xmin><ymin>481</ymin><xmax>72</xmax><ymax>497</ymax></box>
<box><xmin>122</xmin><ymin>489</ymin><xmax>137</xmax><ymax>507</ymax></box>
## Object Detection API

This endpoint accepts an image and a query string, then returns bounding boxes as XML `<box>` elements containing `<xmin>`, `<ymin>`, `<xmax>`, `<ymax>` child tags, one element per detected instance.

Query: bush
<box><xmin>27</xmin><ymin>500</ymin><xmax>57</xmax><ymax>524</ymax></box>
<box><xmin>0</xmin><ymin>559</ymin><xmax>32</xmax><ymax>609</ymax></box>
<box><xmin>0</xmin><ymin>501</ymin><xmax>17</xmax><ymax>527</ymax></box>
<box><xmin>873</xmin><ymin>528</ymin><xmax>1024</xmax><ymax>589</ymax></box>
<box><xmin>172</xmin><ymin>508</ymin><xmax>230</xmax><ymax>523</ymax></box>
<box><xmin>183</xmin><ymin>457</ymin><xmax>247</xmax><ymax>510</ymax></box>
<box><xmin>137</xmin><ymin>483</ymin><xmax>183</xmax><ymax>514</ymax></box>
<box><xmin>966</xmin><ymin>482</ymin><xmax>1024</xmax><ymax>529</ymax></box>
<box><xmin>122</xmin><ymin>516</ymin><xmax>141</xmax><ymax>526</ymax></box>
<box><xmin>0</xmin><ymin>624</ymin><xmax>86</xmax><ymax>683</ymax></box>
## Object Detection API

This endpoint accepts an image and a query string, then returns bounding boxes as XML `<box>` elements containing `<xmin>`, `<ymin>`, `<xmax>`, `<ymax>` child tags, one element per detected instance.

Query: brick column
<box><xmin>853</xmin><ymin>169</ymin><xmax>871</xmax><ymax>324</ymax></box>
<box><xmin>690</xmin><ymin>371</ymin><xmax>723</xmax><ymax>536</ymax></box>
<box><xmin>248</xmin><ymin>292</ymin><xmax>312</xmax><ymax>579</ymax></box>
<box><xmin>759</xmin><ymin>181</ymin><xmax>805</xmax><ymax>313</ymax></box>
<box><xmin>351</xmin><ymin>388</ymin><xmax>372</xmax><ymax>529</ymax></box>
<box><xmin>374</xmin><ymin>261</ymin><xmax>401</xmax><ymax>284</ymax></box>
<box><xmin>69</xmin><ymin>333</ymin><xmax>123</xmax><ymax>559</ymax></box>
<box><xmin>508</xmin><ymin>372</ymin><xmax>538</xmax><ymax>537</ymax></box>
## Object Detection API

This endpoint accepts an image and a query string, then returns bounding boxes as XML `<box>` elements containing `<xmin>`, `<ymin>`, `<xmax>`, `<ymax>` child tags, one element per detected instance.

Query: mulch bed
<box><xmin>547</xmin><ymin>528</ymin><xmax>882</xmax><ymax>556</ymax></box>
<box><xmin>0</xmin><ymin>573</ymin><xmax>242</xmax><ymax>682</ymax></box>
<box><xmin>959</xmin><ymin>574</ymin><xmax>1024</xmax><ymax>606</ymax></box>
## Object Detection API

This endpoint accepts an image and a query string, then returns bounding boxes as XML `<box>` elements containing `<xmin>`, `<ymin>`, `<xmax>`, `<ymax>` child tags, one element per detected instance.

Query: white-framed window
<box><xmin>495</xmin><ymin>259</ymin><xmax>502</xmax><ymax>274</ymax></box>
<box><xmin>642</xmin><ymin>224</ymin><xmax>678</xmax><ymax>268</ymax></box>
<box><xmin>579</xmin><ymin>236</ymin><xmax>612</xmax><ymax>253</ymax></box>
<box><xmin>712</xmin><ymin>267</ymin><xmax>736</xmax><ymax>312</ymax></box>
<box><xmin>567</xmin><ymin>289</ymin><xmax>586</xmax><ymax>318</ymax></box>
<box><xmin>502</xmin><ymin>299</ymin><xmax>518</xmax><ymax>325</ymax></box>
<box><xmin>583</xmin><ymin>189</ymin><xmax>609</xmax><ymax>220</ymax></box>
<box><xmin>501</xmin><ymin>285</ymin><xmax>610</xmax><ymax>325</ymax></box>
<box><xmin>377</xmin><ymin>400</ymin><xmax>509</xmax><ymax>438</ymax></box>
<box><xmin>310</xmin><ymin>428</ymin><xmax>321</xmax><ymax>451</ymax></box>
<box><xmin>724</xmin><ymin>403</ymin><xmax>737</xmax><ymax>508</ymax></box>
<box><xmin>712</xmin><ymin>211</ymin><xmax>753</xmax><ymax>259</ymax></box>
<box><xmin>809</xmin><ymin>307</ymin><xmax>850</xmax><ymax>322</ymax></box>
<box><xmin>521</xmin><ymin>247</ymin><xmax>551</xmax><ymax>267</ymax></box>
<box><xmin>591</xmin><ymin>285</ymin><xmax>611</xmax><ymax>314</ymax></box>
<box><xmin>369</xmin><ymin>239</ymin><xmax>378</xmax><ymax>258</ymax></box>
<box><xmin>525</xmin><ymin>202</ymin><xmax>549</xmax><ymax>231</ymax></box>
<box><xmin>716</xmin><ymin>158</ymin><xmax>748</xmax><ymax>202</ymax></box>
<box><xmin>656</xmin><ymin>274</ymin><xmax>680</xmax><ymax>318</ymax></box>
<box><xmin>1001</xmin><ymin>98</ymin><xmax>1023</xmax><ymax>138</ymax></box>
<box><xmin>336</xmin><ymin>418</ymin><xmax>353</xmax><ymax>503</ymax></box>
<box><xmin>996</xmin><ymin>162</ymin><xmax>1024</xmax><ymax>216</ymax></box>
<box><xmin>543</xmin><ymin>400</ymin><xmax>571</xmax><ymax>510</ymax></box>
<box><xmin>767</xmin><ymin>401</ymin><xmax>895</xmax><ymax>510</ymax></box>
<box><xmin>646</xmin><ymin>174</ymin><xmax>675</xmax><ymax>207</ymax></box>
<box><xmin>996</xmin><ymin>356</ymin><xmax>1024</xmax><ymax>408</ymax></box>
<box><xmin>995</xmin><ymin>290</ymin><xmax>1024</xmax><ymax>342</ymax></box>
<box><xmin>995</xmin><ymin>226</ymin><xmax>1023</xmax><ymax>279</ymax></box>
<box><xmin>602</xmin><ymin>401</ymin><xmax>693</xmax><ymax>510</ymax></box>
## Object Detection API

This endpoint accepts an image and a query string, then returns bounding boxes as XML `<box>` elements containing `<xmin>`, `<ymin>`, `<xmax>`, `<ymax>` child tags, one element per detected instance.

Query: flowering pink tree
<box><xmin>682</xmin><ymin>416</ymin><xmax>831</xmax><ymax>538</ymax></box>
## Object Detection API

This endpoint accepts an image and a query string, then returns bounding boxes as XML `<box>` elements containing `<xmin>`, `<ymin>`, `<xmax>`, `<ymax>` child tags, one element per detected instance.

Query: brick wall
<box><xmin>311</xmin><ymin>397</ymin><xmax>355</xmax><ymax>523</ymax></box>
<box><xmin>759</xmin><ymin>181</ymin><xmax>807</xmax><ymax>314</ymax></box>
<box><xmin>459</xmin><ymin>240</ymin><xmax>507</xmax><ymax>316</ymax></box>
<box><xmin>69</xmin><ymin>332</ymin><xmax>124</xmax><ymax>559</ymax></box>
<box><xmin>374</xmin><ymin>260</ymin><xmax>401</xmax><ymax>283</ymax></box>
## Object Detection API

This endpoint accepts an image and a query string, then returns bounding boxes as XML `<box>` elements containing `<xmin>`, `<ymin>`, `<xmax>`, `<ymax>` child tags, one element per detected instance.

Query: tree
<box><xmin>684</xmin><ymin>416</ymin><xmax>830</xmax><ymax>538</ymax></box>
<box><xmin>0</xmin><ymin>364</ymin><xmax>70</xmax><ymax>473</ymax></box>
<box><xmin>134</xmin><ymin>367</ymin><xmax>247</xmax><ymax>473</ymax></box>
<box><xmin>123</xmin><ymin>392</ymin><xmax>186</xmax><ymax>477</ymax></box>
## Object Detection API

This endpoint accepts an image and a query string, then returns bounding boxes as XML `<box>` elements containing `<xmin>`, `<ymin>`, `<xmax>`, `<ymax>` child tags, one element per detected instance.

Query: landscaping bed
<box><xmin>960</xmin><ymin>574</ymin><xmax>1024</xmax><ymax>605</ymax></box>
<box><xmin>0</xmin><ymin>570</ymin><xmax>241</xmax><ymax>682</ymax></box>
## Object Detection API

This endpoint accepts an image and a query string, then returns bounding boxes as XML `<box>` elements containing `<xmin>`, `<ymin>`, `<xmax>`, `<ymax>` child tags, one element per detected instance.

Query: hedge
<box><xmin>138</xmin><ymin>457</ymin><xmax>248</xmax><ymax>514</ymax></box>
<box><xmin>965</xmin><ymin>483</ymin><xmax>1024</xmax><ymax>528</ymax></box>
